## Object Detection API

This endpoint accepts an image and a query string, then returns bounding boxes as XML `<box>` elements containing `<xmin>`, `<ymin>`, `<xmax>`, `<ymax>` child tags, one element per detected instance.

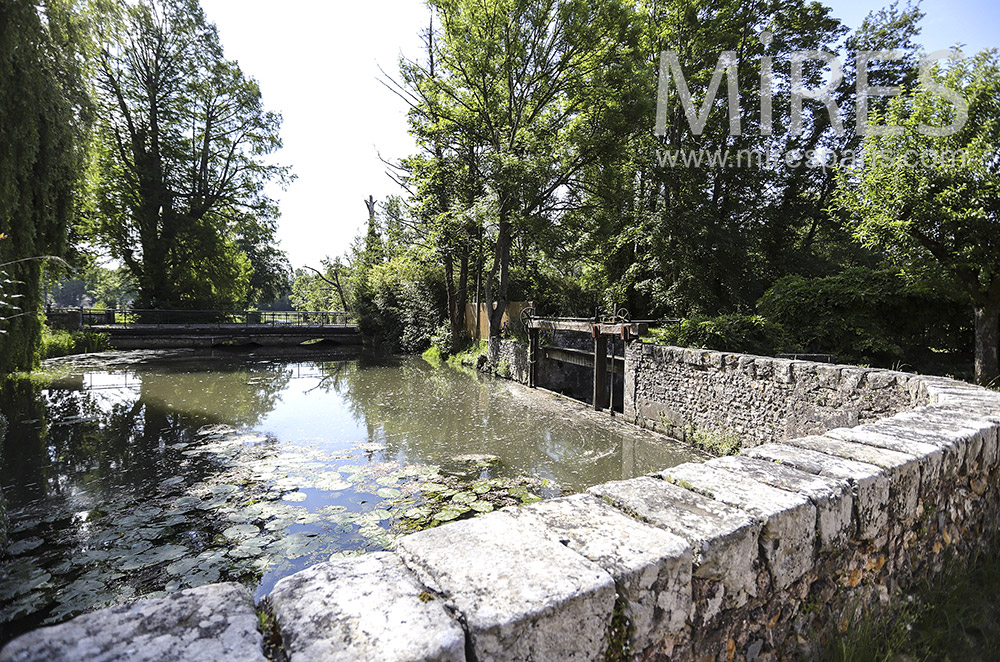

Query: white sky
<box><xmin>199</xmin><ymin>0</ymin><xmax>998</xmax><ymax>271</ymax></box>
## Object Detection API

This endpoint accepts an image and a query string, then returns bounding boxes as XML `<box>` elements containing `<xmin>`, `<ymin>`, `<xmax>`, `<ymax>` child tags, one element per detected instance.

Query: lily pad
<box><xmin>469</xmin><ymin>500</ymin><xmax>494</xmax><ymax>513</ymax></box>
<box><xmin>403</xmin><ymin>506</ymin><xmax>433</xmax><ymax>520</ymax></box>
<box><xmin>432</xmin><ymin>507</ymin><xmax>466</xmax><ymax>522</ymax></box>
<box><xmin>222</xmin><ymin>524</ymin><xmax>260</xmax><ymax>540</ymax></box>
<box><xmin>8</xmin><ymin>537</ymin><xmax>44</xmax><ymax>556</ymax></box>
<box><xmin>451</xmin><ymin>491</ymin><xmax>477</xmax><ymax>505</ymax></box>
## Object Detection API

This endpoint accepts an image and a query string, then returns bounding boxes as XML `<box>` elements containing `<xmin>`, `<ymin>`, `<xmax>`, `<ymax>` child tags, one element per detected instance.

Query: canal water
<box><xmin>0</xmin><ymin>349</ymin><xmax>701</xmax><ymax>642</ymax></box>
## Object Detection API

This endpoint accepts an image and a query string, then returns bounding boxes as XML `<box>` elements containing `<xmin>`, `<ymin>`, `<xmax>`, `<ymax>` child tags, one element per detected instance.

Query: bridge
<box><xmin>49</xmin><ymin>308</ymin><xmax>361</xmax><ymax>349</ymax></box>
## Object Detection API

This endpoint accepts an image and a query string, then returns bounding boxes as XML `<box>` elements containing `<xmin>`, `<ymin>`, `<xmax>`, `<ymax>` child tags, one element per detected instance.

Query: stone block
<box><xmin>682</xmin><ymin>349</ymin><xmax>704</xmax><ymax>366</ymax></box>
<box><xmin>865</xmin><ymin>372</ymin><xmax>898</xmax><ymax>390</ymax></box>
<box><xmin>773</xmin><ymin>359</ymin><xmax>794</xmax><ymax>384</ymax></box>
<box><xmin>0</xmin><ymin>583</ymin><xmax>264</xmax><ymax>662</ymax></box>
<box><xmin>397</xmin><ymin>511</ymin><xmax>615</xmax><ymax>662</ymax></box>
<box><xmin>754</xmin><ymin>358</ymin><xmax>774</xmax><ymax>380</ymax></box>
<box><xmin>507</xmin><ymin>494</ymin><xmax>692</xmax><ymax>652</ymax></box>
<box><xmin>269</xmin><ymin>553</ymin><xmax>465</xmax><ymax>662</ymax></box>
<box><xmin>741</xmin><ymin>443</ymin><xmax>889</xmax><ymax>540</ymax></box>
<box><xmin>657</xmin><ymin>463</ymin><xmax>816</xmax><ymax>590</ymax></box>
<box><xmin>889</xmin><ymin>407</ymin><xmax>999</xmax><ymax>473</ymax></box>
<box><xmin>589</xmin><ymin>476</ymin><xmax>760</xmax><ymax>615</ymax></box>
<box><xmin>814</xmin><ymin>365</ymin><xmax>843</xmax><ymax>389</ymax></box>
<box><xmin>708</xmin><ymin>456</ymin><xmax>852</xmax><ymax>551</ymax></box>
<box><xmin>791</xmin><ymin>362</ymin><xmax>816</xmax><ymax>382</ymax></box>
<box><xmin>825</xmin><ymin>425</ymin><xmax>944</xmax><ymax>496</ymax></box>
<box><xmin>923</xmin><ymin>380</ymin><xmax>1000</xmax><ymax>414</ymax></box>
<box><xmin>783</xmin><ymin>435</ymin><xmax>920</xmax><ymax>523</ymax></box>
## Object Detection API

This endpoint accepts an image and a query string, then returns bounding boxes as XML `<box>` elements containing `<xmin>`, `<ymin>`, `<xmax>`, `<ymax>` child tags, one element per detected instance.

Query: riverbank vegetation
<box><xmin>39</xmin><ymin>326</ymin><xmax>108</xmax><ymax>361</ymax></box>
<box><xmin>820</xmin><ymin>535</ymin><xmax>1000</xmax><ymax>661</ymax></box>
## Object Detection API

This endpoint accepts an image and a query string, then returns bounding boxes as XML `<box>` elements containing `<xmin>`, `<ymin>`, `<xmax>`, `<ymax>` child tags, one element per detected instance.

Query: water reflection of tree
<box><xmin>312</xmin><ymin>357</ymin><xmax>583</xmax><ymax>486</ymax></box>
<box><xmin>0</xmin><ymin>377</ymin><xmax>53</xmax><ymax>507</ymax></box>
<box><xmin>0</xmin><ymin>357</ymin><xmax>294</xmax><ymax>508</ymax></box>
<box><xmin>311</xmin><ymin>357</ymin><xmax>700</xmax><ymax>491</ymax></box>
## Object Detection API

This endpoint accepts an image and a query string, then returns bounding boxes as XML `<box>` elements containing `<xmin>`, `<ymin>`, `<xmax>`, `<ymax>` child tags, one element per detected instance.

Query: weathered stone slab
<box><xmin>589</xmin><ymin>476</ymin><xmax>760</xmax><ymax>616</ymax></box>
<box><xmin>269</xmin><ymin>552</ymin><xmax>465</xmax><ymax>662</ymax></box>
<box><xmin>825</xmin><ymin>425</ymin><xmax>944</xmax><ymax>495</ymax></box>
<box><xmin>923</xmin><ymin>380</ymin><xmax>1000</xmax><ymax>414</ymax></box>
<box><xmin>741</xmin><ymin>443</ymin><xmax>889</xmax><ymax>540</ymax></box>
<box><xmin>396</xmin><ymin>511</ymin><xmax>615</xmax><ymax>662</ymax></box>
<box><xmin>708</xmin><ymin>455</ymin><xmax>853</xmax><ymax>551</ymax></box>
<box><xmin>657</xmin><ymin>463</ymin><xmax>816</xmax><ymax>590</ymax></box>
<box><xmin>783</xmin><ymin>435</ymin><xmax>920</xmax><ymax>523</ymax></box>
<box><xmin>506</xmin><ymin>493</ymin><xmax>692</xmax><ymax>652</ymax></box>
<box><xmin>888</xmin><ymin>407</ymin><xmax>999</xmax><ymax>473</ymax></box>
<box><xmin>0</xmin><ymin>583</ymin><xmax>264</xmax><ymax>662</ymax></box>
<box><xmin>856</xmin><ymin>417</ymin><xmax>966</xmax><ymax>479</ymax></box>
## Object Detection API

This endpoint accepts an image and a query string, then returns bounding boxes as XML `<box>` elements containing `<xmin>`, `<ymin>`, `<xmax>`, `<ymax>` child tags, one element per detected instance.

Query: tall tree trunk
<box><xmin>488</xmin><ymin>216</ymin><xmax>512</xmax><ymax>338</ymax></box>
<box><xmin>974</xmin><ymin>303</ymin><xmax>1000</xmax><ymax>386</ymax></box>
<box><xmin>456</xmin><ymin>246</ymin><xmax>469</xmax><ymax>336</ymax></box>
<box><xmin>443</xmin><ymin>250</ymin><xmax>457</xmax><ymax>338</ymax></box>
<box><xmin>331</xmin><ymin>269</ymin><xmax>348</xmax><ymax>311</ymax></box>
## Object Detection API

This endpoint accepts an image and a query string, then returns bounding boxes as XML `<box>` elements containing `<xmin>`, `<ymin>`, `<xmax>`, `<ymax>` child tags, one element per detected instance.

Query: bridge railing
<box><xmin>65</xmin><ymin>308</ymin><xmax>357</xmax><ymax>328</ymax></box>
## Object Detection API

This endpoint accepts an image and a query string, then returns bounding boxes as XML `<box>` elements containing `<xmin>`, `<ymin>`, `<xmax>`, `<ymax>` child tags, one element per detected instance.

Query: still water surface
<box><xmin>0</xmin><ymin>349</ymin><xmax>700</xmax><ymax>642</ymax></box>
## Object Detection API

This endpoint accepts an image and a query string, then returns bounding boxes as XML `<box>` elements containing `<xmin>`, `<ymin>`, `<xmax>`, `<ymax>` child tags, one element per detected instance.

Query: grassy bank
<box><xmin>822</xmin><ymin>536</ymin><xmax>1000</xmax><ymax>661</ymax></box>
<box><xmin>40</xmin><ymin>325</ymin><xmax>108</xmax><ymax>360</ymax></box>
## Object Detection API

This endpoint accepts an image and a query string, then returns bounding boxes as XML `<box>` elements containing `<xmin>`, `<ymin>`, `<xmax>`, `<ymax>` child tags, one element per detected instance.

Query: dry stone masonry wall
<box><xmin>625</xmin><ymin>343</ymin><xmax>922</xmax><ymax>446</ymax></box>
<box><xmin>4</xmin><ymin>345</ymin><xmax>1000</xmax><ymax>662</ymax></box>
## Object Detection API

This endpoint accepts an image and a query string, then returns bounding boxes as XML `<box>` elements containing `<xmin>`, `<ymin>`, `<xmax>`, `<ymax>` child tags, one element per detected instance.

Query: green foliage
<box><xmin>689</xmin><ymin>428</ymin><xmax>742</xmax><ymax>457</ymax></box>
<box><xmin>496</xmin><ymin>358</ymin><xmax>512</xmax><ymax>380</ymax></box>
<box><xmin>834</xmin><ymin>50</ymin><xmax>1000</xmax><ymax>383</ymax></box>
<box><xmin>40</xmin><ymin>325</ymin><xmax>109</xmax><ymax>360</ymax></box>
<box><xmin>421</xmin><ymin>345</ymin><xmax>445</xmax><ymax>367</ymax></box>
<box><xmin>396</xmin><ymin>0</ymin><xmax>641</xmax><ymax>337</ymax></box>
<box><xmin>428</xmin><ymin>322</ymin><xmax>454</xmax><ymax>358</ymax></box>
<box><xmin>85</xmin><ymin>0</ymin><xmax>291</xmax><ymax>311</ymax></box>
<box><xmin>647</xmin><ymin>315</ymin><xmax>790</xmax><ymax>356</ymax></box>
<box><xmin>46</xmin><ymin>263</ymin><xmax>137</xmax><ymax>308</ymax></box>
<box><xmin>603</xmin><ymin>598</ymin><xmax>634</xmax><ymax>662</ymax></box>
<box><xmin>289</xmin><ymin>258</ymin><xmax>349</xmax><ymax>313</ymax></box>
<box><xmin>352</xmin><ymin>243</ymin><xmax>446</xmax><ymax>353</ymax></box>
<box><xmin>758</xmin><ymin>268</ymin><xmax>971</xmax><ymax>366</ymax></box>
<box><xmin>0</xmin><ymin>0</ymin><xmax>92</xmax><ymax>373</ymax></box>
<box><xmin>567</xmin><ymin>0</ymin><xmax>905</xmax><ymax>320</ymax></box>
<box><xmin>448</xmin><ymin>341</ymin><xmax>488</xmax><ymax>371</ymax></box>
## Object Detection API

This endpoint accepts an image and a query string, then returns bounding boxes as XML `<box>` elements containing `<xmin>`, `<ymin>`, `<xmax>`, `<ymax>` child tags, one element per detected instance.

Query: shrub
<box><xmin>646</xmin><ymin>314</ymin><xmax>790</xmax><ymax>356</ymax></box>
<box><xmin>40</xmin><ymin>326</ymin><xmax>109</xmax><ymax>360</ymax></box>
<box><xmin>757</xmin><ymin>267</ymin><xmax>972</xmax><ymax>367</ymax></box>
<box><xmin>429</xmin><ymin>322</ymin><xmax>454</xmax><ymax>358</ymax></box>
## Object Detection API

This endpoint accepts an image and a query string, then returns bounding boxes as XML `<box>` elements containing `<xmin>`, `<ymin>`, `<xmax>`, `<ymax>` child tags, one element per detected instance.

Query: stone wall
<box><xmin>625</xmin><ymin>343</ymin><xmax>921</xmax><ymax>446</ymax></box>
<box><xmin>5</xmin><ymin>353</ymin><xmax>1000</xmax><ymax>662</ymax></box>
<box><xmin>487</xmin><ymin>338</ymin><xmax>530</xmax><ymax>384</ymax></box>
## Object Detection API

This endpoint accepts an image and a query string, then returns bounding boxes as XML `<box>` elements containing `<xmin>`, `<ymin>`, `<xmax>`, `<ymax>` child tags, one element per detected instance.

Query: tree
<box><xmin>86</xmin><ymin>0</ymin><xmax>290</xmax><ymax>310</ymax></box>
<box><xmin>394</xmin><ymin>0</ymin><xmax>638</xmax><ymax>337</ymax></box>
<box><xmin>834</xmin><ymin>50</ymin><xmax>1000</xmax><ymax>384</ymax></box>
<box><xmin>0</xmin><ymin>0</ymin><xmax>91</xmax><ymax>372</ymax></box>
<box><xmin>550</xmin><ymin>0</ymin><xmax>935</xmax><ymax>324</ymax></box>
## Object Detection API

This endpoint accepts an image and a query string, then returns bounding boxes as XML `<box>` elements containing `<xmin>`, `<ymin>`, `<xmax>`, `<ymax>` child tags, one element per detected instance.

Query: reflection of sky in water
<box><xmin>256</xmin><ymin>370</ymin><xmax>364</xmax><ymax>449</ymax></box>
<box><xmin>0</xmin><ymin>352</ymin><xmax>701</xmax><ymax>644</ymax></box>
